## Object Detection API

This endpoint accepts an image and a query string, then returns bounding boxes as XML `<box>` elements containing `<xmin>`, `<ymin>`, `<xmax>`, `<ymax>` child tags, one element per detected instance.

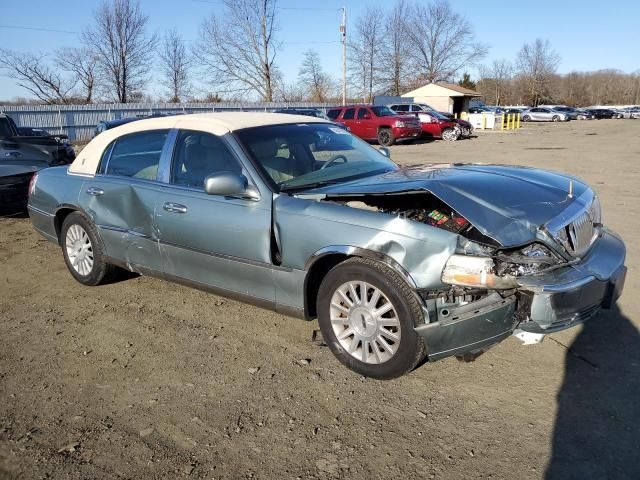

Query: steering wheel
<box><xmin>320</xmin><ymin>154</ymin><xmax>348</xmax><ymax>170</ymax></box>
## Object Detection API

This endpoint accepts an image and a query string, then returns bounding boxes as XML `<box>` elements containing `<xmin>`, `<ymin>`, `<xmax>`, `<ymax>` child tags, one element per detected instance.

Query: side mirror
<box><xmin>378</xmin><ymin>147</ymin><xmax>391</xmax><ymax>158</ymax></box>
<box><xmin>204</xmin><ymin>171</ymin><xmax>259</xmax><ymax>200</ymax></box>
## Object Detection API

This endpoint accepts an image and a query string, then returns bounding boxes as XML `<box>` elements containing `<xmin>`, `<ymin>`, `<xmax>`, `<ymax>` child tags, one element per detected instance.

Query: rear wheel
<box><xmin>522</xmin><ymin>115</ymin><xmax>531</xmax><ymax>122</ymax></box>
<box><xmin>317</xmin><ymin>257</ymin><xmax>427</xmax><ymax>379</ymax></box>
<box><xmin>61</xmin><ymin>212</ymin><xmax>115</xmax><ymax>286</ymax></box>
<box><xmin>552</xmin><ymin>115</ymin><xmax>560</xmax><ymax>122</ymax></box>
<box><xmin>377</xmin><ymin>128</ymin><xmax>394</xmax><ymax>146</ymax></box>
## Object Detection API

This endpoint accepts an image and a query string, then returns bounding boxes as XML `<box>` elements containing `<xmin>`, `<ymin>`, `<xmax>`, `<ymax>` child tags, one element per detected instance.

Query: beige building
<box><xmin>401</xmin><ymin>83</ymin><xmax>482</xmax><ymax>116</ymax></box>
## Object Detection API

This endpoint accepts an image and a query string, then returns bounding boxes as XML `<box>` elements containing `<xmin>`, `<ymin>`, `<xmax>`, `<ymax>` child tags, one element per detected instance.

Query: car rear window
<box><xmin>105</xmin><ymin>130</ymin><xmax>168</xmax><ymax>180</ymax></box>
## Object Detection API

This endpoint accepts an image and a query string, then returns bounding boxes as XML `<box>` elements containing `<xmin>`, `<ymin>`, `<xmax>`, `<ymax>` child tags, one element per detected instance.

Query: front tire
<box><xmin>61</xmin><ymin>212</ymin><xmax>115</xmax><ymax>286</ymax></box>
<box><xmin>377</xmin><ymin>128</ymin><xmax>395</xmax><ymax>146</ymax></box>
<box><xmin>552</xmin><ymin>115</ymin><xmax>560</xmax><ymax>122</ymax></box>
<box><xmin>441</xmin><ymin>128</ymin><xmax>458</xmax><ymax>141</ymax></box>
<box><xmin>522</xmin><ymin>115</ymin><xmax>531</xmax><ymax>122</ymax></box>
<box><xmin>317</xmin><ymin>257</ymin><xmax>427</xmax><ymax>379</ymax></box>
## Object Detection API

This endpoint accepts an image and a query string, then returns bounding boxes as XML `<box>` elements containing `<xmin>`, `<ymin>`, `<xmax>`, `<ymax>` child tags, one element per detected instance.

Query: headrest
<box><xmin>249</xmin><ymin>139</ymin><xmax>278</xmax><ymax>159</ymax></box>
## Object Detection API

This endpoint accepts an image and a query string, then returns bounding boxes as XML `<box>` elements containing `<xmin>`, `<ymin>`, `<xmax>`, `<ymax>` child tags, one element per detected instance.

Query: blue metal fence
<box><xmin>0</xmin><ymin>102</ymin><xmax>338</xmax><ymax>142</ymax></box>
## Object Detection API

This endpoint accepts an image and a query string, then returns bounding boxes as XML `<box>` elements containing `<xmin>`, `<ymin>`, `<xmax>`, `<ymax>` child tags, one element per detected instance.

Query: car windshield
<box><xmin>370</xmin><ymin>106</ymin><xmax>397</xmax><ymax>117</ymax></box>
<box><xmin>430</xmin><ymin>111</ymin><xmax>451</xmax><ymax>121</ymax></box>
<box><xmin>235</xmin><ymin>123</ymin><xmax>397</xmax><ymax>192</ymax></box>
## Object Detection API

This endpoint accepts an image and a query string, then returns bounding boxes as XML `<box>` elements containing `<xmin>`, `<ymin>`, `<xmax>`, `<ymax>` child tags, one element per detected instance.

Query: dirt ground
<box><xmin>1</xmin><ymin>120</ymin><xmax>639</xmax><ymax>480</ymax></box>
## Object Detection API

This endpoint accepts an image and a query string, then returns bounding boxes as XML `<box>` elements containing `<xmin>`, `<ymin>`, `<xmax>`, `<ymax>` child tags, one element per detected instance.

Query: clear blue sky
<box><xmin>1</xmin><ymin>0</ymin><xmax>638</xmax><ymax>100</ymax></box>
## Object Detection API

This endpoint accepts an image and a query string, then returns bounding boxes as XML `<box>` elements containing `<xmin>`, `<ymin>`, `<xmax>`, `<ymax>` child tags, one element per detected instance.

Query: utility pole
<box><xmin>340</xmin><ymin>6</ymin><xmax>347</xmax><ymax>106</ymax></box>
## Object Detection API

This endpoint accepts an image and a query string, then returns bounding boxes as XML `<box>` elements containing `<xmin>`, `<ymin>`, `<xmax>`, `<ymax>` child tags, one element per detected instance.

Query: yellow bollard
<box><xmin>508</xmin><ymin>114</ymin><xmax>513</xmax><ymax>130</ymax></box>
<box><xmin>500</xmin><ymin>114</ymin><xmax>505</xmax><ymax>131</ymax></box>
<box><xmin>516</xmin><ymin>113</ymin><xmax>521</xmax><ymax>129</ymax></box>
<box><xmin>481</xmin><ymin>114</ymin><xmax>486</xmax><ymax>130</ymax></box>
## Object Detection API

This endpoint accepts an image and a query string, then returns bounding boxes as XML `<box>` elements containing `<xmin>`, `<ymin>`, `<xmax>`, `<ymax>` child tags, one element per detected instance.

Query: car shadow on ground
<box><xmin>546</xmin><ymin>305</ymin><xmax>640</xmax><ymax>480</ymax></box>
<box><xmin>0</xmin><ymin>206</ymin><xmax>28</xmax><ymax>218</ymax></box>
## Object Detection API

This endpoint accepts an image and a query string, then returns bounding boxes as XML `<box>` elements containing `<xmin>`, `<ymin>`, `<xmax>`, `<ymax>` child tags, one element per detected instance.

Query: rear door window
<box><xmin>105</xmin><ymin>130</ymin><xmax>168</xmax><ymax>180</ymax></box>
<box><xmin>342</xmin><ymin>108</ymin><xmax>356</xmax><ymax>120</ymax></box>
<box><xmin>356</xmin><ymin>108</ymin><xmax>370</xmax><ymax>119</ymax></box>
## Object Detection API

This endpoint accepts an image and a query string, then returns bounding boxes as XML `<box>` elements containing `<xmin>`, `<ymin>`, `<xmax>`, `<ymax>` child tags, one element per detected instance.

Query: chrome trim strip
<box><xmin>158</xmin><ymin>239</ymin><xmax>292</xmax><ymax>272</ymax></box>
<box><xmin>96</xmin><ymin>224</ymin><xmax>128</xmax><ymax>233</ymax></box>
<box><xmin>27</xmin><ymin>204</ymin><xmax>54</xmax><ymax>217</ymax></box>
<box><xmin>305</xmin><ymin>245</ymin><xmax>418</xmax><ymax>289</ymax></box>
<box><xmin>545</xmin><ymin>188</ymin><xmax>594</xmax><ymax>234</ymax></box>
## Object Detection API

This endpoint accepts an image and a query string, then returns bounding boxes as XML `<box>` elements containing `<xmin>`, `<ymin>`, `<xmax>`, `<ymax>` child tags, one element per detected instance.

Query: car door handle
<box><xmin>163</xmin><ymin>202</ymin><xmax>188</xmax><ymax>214</ymax></box>
<box><xmin>86</xmin><ymin>187</ymin><xmax>104</xmax><ymax>196</ymax></box>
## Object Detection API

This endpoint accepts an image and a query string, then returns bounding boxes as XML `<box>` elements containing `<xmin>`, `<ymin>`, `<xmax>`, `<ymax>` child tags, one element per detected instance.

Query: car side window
<box><xmin>105</xmin><ymin>130</ymin><xmax>168</xmax><ymax>180</ymax></box>
<box><xmin>170</xmin><ymin>130</ymin><xmax>243</xmax><ymax>190</ymax></box>
<box><xmin>395</xmin><ymin>105</ymin><xmax>410</xmax><ymax>112</ymax></box>
<box><xmin>342</xmin><ymin>108</ymin><xmax>355</xmax><ymax>120</ymax></box>
<box><xmin>356</xmin><ymin>108</ymin><xmax>369</xmax><ymax>119</ymax></box>
<box><xmin>410</xmin><ymin>105</ymin><xmax>423</xmax><ymax>112</ymax></box>
<box><xmin>326</xmin><ymin>109</ymin><xmax>341</xmax><ymax>120</ymax></box>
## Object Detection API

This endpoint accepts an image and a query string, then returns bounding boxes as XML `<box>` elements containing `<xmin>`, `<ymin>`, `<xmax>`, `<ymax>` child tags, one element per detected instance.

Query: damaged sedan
<box><xmin>28</xmin><ymin>113</ymin><xmax>626</xmax><ymax>379</ymax></box>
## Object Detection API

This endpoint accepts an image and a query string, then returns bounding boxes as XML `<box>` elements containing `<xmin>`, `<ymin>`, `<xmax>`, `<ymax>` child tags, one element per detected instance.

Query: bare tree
<box><xmin>382</xmin><ymin>0</ymin><xmax>409</xmax><ymax>95</ymax></box>
<box><xmin>83</xmin><ymin>0</ymin><xmax>157</xmax><ymax>103</ymax></box>
<box><xmin>406</xmin><ymin>0</ymin><xmax>487</xmax><ymax>83</ymax></box>
<box><xmin>56</xmin><ymin>47</ymin><xmax>99</xmax><ymax>104</ymax></box>
<box><xmin>516</xmin><ymin>38</ymin><xmax>560</xmax><ymax>106</ymax></box>
<box><xmin>0</xmin><ymin>49</ymin><xmax>75</xmax><ymax>104</ymax></box>
<box><xmin>349</xmin><ymin>7</ymin><xmax>385</xmax><ymax>103</ymax></box>
<box><xmin>298</xmin><ymin>50</ymin><xmax>334</xmax><ymax>102</ymax></box>
<box><xmin>195</xmin><ymin>0</ymin><xmax>279</xmax><ymax>101</ymax></box>
<box><xmin>158</xmin><ymin>29</ymin><xmax>192</xmax><ymax>103</ymax></box>
<box><xmin>478</xmin><ymin>59</ymin><xmax>513</xmax><ymax>105</ymax></box>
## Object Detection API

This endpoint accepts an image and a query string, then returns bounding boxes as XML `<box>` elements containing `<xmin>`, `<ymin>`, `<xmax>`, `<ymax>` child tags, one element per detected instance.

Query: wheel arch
<box><xmin>53</xmin><ymin>204</ymin><xmax>96</xmax><ymax>245</ymax></box>
<box><xmin>303</xmin><ymin>245</ymin><xmax>418</xmax><ymax>320</ymax></box>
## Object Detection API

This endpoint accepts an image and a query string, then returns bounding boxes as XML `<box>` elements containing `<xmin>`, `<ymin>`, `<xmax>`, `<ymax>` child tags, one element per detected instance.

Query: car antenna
<box><xmin>568</xmin><ymin>179</ymin><xmax>573</xmax><ymax>199</ymax></box>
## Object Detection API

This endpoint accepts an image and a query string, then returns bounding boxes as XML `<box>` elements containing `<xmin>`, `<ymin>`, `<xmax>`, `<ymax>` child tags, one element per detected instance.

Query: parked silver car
<box><xmin>28</xmin><ymin>113</ymin><xmax>626</xmax><ymax>379</ymax></box>
<box><xmin>521</xmin><ymin>108</ymin><xmax>570</xmax><ymax>122</ymax></box>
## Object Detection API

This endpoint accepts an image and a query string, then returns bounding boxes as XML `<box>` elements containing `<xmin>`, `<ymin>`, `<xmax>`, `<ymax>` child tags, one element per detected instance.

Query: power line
<box><xmin>0</xmin><ymin>24</ymin><xmax>79</xmax><ymax>35</ymax></box>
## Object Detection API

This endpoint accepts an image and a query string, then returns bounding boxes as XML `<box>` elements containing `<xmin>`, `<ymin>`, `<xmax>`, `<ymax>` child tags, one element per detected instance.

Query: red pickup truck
<box><xmin>326</xmin><ymin>105</ymin><xmax>422</xmax><ymax>146</ymax></box>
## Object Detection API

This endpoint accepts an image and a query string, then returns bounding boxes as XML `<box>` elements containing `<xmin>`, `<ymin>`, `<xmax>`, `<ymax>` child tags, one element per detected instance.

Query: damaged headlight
<box><xmin>494</xmin><ymin>243</ymin><xmax>563</xmax><ymax>277</ymax></box>
<box><xmin>442</xmin><ymin>255</ymin><xmax>518</xmax><ymax>289</ymax></box>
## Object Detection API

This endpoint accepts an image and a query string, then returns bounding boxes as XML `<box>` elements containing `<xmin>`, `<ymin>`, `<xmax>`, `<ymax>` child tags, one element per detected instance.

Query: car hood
<box><xmin>304</xmin><ymin>164</ymin><xmax>591</xmax><ymax>246</ymax></box>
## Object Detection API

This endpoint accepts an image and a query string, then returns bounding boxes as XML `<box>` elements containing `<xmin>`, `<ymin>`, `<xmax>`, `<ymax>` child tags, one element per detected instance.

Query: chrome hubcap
<box><xmin>65</xmin><ymin>224</ymin><xmax>94</xmax><ymax>276</ymax></box>
<box><xmin>330</xmin><ymin>281</ymin><xmax>401</xmax><ymax>364</ymax></box>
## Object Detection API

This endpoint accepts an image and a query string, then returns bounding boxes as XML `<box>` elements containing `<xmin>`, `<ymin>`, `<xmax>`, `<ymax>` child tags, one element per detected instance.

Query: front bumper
<box><xmin>516</xmin><ymin>229</ymin><xmax>626</xmax><ymax>333</ymax></box>
<box><xmin>393</xmin><ymin>126</ymin><xmax>422</xmax><ymax>139</ymax></box>
<box><xmin>414</xmin><ymin>229</ymin><xmax>626</xmax><ymax>360</ymax></box>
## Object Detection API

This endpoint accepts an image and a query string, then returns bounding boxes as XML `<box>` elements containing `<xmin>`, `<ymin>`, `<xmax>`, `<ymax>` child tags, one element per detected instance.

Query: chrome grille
<box><xmin>554</xmin><ymin>206</ymin><xmax>598</xmax><ymax>256</ymax></box>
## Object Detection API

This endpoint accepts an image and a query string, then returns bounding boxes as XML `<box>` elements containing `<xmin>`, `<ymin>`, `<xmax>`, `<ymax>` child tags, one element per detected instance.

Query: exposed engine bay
<box><xmin>326</xmin><ymin>192</ymin><xmax>497</xmax><ymax>244</ymax></box>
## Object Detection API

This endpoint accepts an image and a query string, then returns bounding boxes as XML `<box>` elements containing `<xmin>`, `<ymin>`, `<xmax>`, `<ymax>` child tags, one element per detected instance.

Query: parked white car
<box><xmin>521</xmin><ymin>108</ymin><xmax>570</xmax><ymax>122</ymax></box>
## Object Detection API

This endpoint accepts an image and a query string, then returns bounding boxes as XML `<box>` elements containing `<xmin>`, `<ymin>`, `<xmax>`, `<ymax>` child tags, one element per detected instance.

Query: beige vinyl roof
<box><xmin>69</xmin><ymin>112</ymin><xmax>328</xmax><ymax>175</ymax></box>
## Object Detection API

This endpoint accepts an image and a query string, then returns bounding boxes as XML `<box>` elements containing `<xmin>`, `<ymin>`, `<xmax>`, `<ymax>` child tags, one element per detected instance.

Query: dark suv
<box><xmin>326</xmin><ymin>105</ymin><xmax>422</xmax><ymax>146</ymax></box>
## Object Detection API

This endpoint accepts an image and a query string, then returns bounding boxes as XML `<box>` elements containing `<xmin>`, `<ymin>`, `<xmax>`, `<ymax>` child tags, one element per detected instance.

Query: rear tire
<box><xmin>377</xmin><ymin>128</ymin><xmax>395</xmax><ymax>146</ymax></box>
<box><xmin>522</xmin><ymin>115</ymin><xmax>531</xmax><ymax>122</ymax></box>
<box><xmin>61</xmin><ymin>212</ymin><xmax>115</xmax><ymax>286</ymax></box>
<box><xmin>317</xmin><ymin>257</ymin><xmax>427</xmax><ymax>379</ymax></box>
<box><xmin>552</xmin><ymin>115</ymin><xmax>560</xmax><ymax>122</ymax></box>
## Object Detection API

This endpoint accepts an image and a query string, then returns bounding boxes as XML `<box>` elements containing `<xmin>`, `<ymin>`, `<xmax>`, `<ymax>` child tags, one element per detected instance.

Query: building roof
<box><xmin>69</xmin><ymin>112</ymin><xmax>327</xmax><ymax>175</ymax></box>
<box><xmin>402</xmin><ymin>82</ymin><xmax>482</xmax><ymax>98</ymax></box>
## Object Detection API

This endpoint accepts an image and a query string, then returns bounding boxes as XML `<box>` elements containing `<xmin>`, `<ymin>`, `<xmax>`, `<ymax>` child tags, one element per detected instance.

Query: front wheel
<box><xmin>552</xmin><ymin>115</ymin><xmax>560</xmax><ymax>122</ymax></box>
<box><xmin>317</xmin><ymin>257</ymin><xmax>427</xmax><ymax>379</ymax></box>
<box><xmin>522</xmin><ymin>115</ymin><xmax>531</xmax><ymax>122</ymax></box>
<box><xmin>377</xmin><ymin>128</ymin><xmax>395</xmax><ymax>146</ymax></box>
<box><xmin>441</xmin><ymin>128</ymin><xmax>458</xmax><ymax>141</ymax></box>
<box><xmin>61</xmin><ymin>212</ymin><xmax>116</xmax><ymax>286</ymax></box>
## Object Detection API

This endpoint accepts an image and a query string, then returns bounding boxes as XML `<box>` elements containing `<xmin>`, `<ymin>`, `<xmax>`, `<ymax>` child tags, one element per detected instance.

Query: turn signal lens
<box><xmin>442</xmin><ymin>255</ymin><xmax>518</xmax><ymax>289</ymax></box>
